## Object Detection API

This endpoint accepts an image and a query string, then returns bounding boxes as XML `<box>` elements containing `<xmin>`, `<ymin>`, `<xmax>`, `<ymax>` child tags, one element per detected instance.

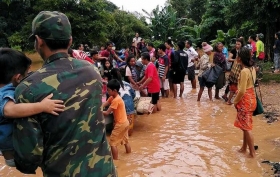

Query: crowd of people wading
<box><xmin>0</xmin><ymin>10</ymin><xmax>280</xmax><ymax>177</ymax></box>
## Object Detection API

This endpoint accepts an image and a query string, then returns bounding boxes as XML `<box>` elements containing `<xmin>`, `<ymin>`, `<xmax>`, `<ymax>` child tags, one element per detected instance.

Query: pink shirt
<box><xmin>251</xmin><ymin>41</ymin><xmax>256</xmax><ymax>53</ymax></box>
<box><xmin>145</xmin><ymin>62</ymin><xmax>160</xmax><ymax>93</ymax></box>
<box><xmin>149</xmin><ymin>48</ymin><xmax>155</xmax><ymax>59</ymax></box>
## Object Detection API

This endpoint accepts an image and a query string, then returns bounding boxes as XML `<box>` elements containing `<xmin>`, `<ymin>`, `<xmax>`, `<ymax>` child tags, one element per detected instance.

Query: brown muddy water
<box><xmin>1</xmin><ymin>61</ymin><xmax>279</xmax><ymax>176</ymax></box>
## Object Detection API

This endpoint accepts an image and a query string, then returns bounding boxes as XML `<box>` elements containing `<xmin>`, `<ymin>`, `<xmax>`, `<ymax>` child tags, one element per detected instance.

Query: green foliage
<box><xmin>168</xmin><ymin>0</ymin><xmax>206</xmax><ymax>23</ymax></box>
<box><xmin>144</xmin><ymin>5</ymin><xmax>197</xmax><ymax>44</ymax></box>
<box><xmin>210</xmin><ymin>29</ymin><xmax>237</xmax><ymax>48</ymax></box>
<box><xmin>109</xmin><ymin>10</ymin><xmax>150</xmax><ymax>48</ymax></box>
<box><xmin>1</xmin><ymin>0</ymin><xmax>148</xmax><ymax>50</ymax></box>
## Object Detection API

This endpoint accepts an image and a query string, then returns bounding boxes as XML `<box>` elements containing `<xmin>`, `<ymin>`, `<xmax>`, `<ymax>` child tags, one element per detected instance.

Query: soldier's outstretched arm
<box><xmin>13</xmin><ymin>83</ymin><xmax>44</xmax><ymax>174</ymax></box>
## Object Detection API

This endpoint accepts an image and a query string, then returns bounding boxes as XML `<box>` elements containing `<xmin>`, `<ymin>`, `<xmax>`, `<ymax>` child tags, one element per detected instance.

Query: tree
<box><xmin>200</xmin><ymin>0</ymin><xmax>232</xmax><ymax>42</ymax></box>
<box><xmin>226</xmin><ymin>0</ymin><xmax>280</xmax><ymax>59</ymax></box>
<box><xmin>109</xmin><ymin>10</ymin><xmax>150</xmax><ymax>48</ymax></box>
<box><xmin>143</xmin><ymin>5</ymin><xmax>195</xmax><ymax>43</ymax></box>
<box><xmin>0</xmin><ymin>0</ymin><xmax>31</xmax><ymax>47</ymax></box>
<box><xmin>168</xmin><ymin>0</ymin><xmax>206</xmax><ymax>24</ymax></box>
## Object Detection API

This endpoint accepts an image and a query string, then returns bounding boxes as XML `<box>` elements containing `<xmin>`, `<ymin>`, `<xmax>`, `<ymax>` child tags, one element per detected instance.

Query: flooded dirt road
<box><xmin>1</xmin><ymin>63</ymin><xmax>279</xmax><ymax>176</ymax></box>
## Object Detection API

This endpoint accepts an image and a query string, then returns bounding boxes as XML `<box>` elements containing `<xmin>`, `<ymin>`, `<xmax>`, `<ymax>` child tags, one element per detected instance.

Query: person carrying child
<box><xmin>103</xmin><ymin>79</ymin><xmax>132</xmax><ymax>160</ymax></box>
<box><xmin>0</xmin><ymin>48</ymin><xmax>64</xmax><ymax>167</ymax></box>
<box><xmin>13</xmin><ymin>11</ymin><xmax>116</xmax><ymax>176</ymax></box>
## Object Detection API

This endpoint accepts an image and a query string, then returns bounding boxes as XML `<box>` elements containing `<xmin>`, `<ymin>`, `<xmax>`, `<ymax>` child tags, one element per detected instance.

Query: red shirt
<box><xmin>100</xmin><ymin>49</ymin><xmax>116</xmax><ymax>58</ymax></box>
<box><xmin>145</xmin><ymin>62</ymin><xmax>160</xmax><ymax>93</ymax></box>
<box><xmin>100</xmin><ymin>49</ymin><xmax>116</xmax><ymax>65</ymax></box>
<box><xmin>251</xmin><ymin>41</ymin><xmax>256</xmax><ymax>53</ymax></box>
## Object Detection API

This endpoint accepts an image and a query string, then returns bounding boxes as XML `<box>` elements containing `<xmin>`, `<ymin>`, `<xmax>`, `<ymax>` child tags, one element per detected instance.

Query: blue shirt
<box><xmin>0</xmin><ymin>83</ymin><xmax>15</xmax><ymax>122</ymax></box>
<box><xmin>119</xmin><ymin>81</ymin><xmax>136</xmax><ymax>115</ymax></box>
<box><xmin>222</xmin><ymin>47</ymin><xmax>229</xmax><ymax>59</ymax></box>
<box><xmin>0</xmin><ymin>83</ymin><xmax>15</xmax><ymax>151</ymax></box>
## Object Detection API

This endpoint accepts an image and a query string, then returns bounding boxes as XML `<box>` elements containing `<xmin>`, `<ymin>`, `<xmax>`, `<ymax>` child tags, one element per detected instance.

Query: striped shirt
<box><xmin>158</xmin><ymin>55</ymin><xmax>169</xmax><ymax>78</ymax></box>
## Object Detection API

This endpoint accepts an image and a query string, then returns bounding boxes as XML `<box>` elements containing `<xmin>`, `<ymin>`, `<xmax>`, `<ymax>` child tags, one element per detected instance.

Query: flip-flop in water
<box><xmin>254</xmin><ymin>145</ymin><xmax>258</xmax><ymax>150</ymax></box>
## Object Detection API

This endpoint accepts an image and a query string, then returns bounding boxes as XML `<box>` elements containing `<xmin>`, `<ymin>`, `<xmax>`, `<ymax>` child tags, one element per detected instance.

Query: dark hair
<box><xmin>186</xmin><ymin>40</ymin><xmax>192</xmax><ymax>46</ymax></box>
<box><xmin>276</xmin><ymin>33</ymin><xmax>280</xmax><ymax>39</ymax></box>
<box><xmin>0</xmin><ymin>48</ymin><xmax>32</xmax><ymax>84</ymax></box>
<box><xmin>177</xmin><ymin>41</ymin><xmax>185</xmax><ymax>50</ymax></box>
<box><xmin>238</xmin><ymin>47</ymin><xmax>254</xmax><ymax>67</ymax></box>
<box><xmin>165</xmin><ymin>39</ymin><xmax>173</xmax><ymax>47</ymax></box>
<box><xmin>141</xmin><ymin>52</ymin><xmax>150</xmax><ymax>61</ymax></box>
<box><xmin>43</xmin><ymin>39</ymin><xmax>70</xmax><ymax>51</ymax></box>
<box><xmin>90</xmin><ymin>50</ymin><xmax>98</xmax><ymax>55</ymax></box>
<box><xmin>214</xmin><ymin>42</ymin><xmax>223</xmax><ymax>52</ymax></box>
<box><xmin>107</xmin><ymin>79</ymin><xmax>121</xmax><ymax>92</ymax></box>
<box><xmin>68</xmin><ymin>48</ymin><xmax>73</xmax><ymax>57</ymax></box>
<box><xmin>110</xmin><ymin>68</ymin><xmax>124</xmax><ymax>89</ymax></box>
<box><xmin>105</xmin><ymin>42</ymin><xmax>113</xmax><ymax>49</ymax></box>
<box><xmin>236</xmin><ymin>38</ymin><xmax>245</xmax><ymax>47</ymax></box>
<box><xmin>147</xmin><ymin>43</ymin><xmax>154</xmax><ymax>48</ymax></box>
<box><xmin>157</xmin><ymin>44</ymin><xmax>166</xmax><ymax>51</ymax></box>
<box><xmin>75</xmin><ymin>44</ymin><xmax>83</xmax><ymax>49</ymax></box>
<box><xmin>104</xmin><ymin>60</ymin><xmax>112</xmax><ymax>69</ymax></box>
<box><xmin>249</xmin><ymin>35</ymin><xmax>256</xmax><ymax>41</ymax></box>
<box><xmin>126</xmin><ymin>55</ymin><xmax>135</xmax><ymax>67</ymax></box>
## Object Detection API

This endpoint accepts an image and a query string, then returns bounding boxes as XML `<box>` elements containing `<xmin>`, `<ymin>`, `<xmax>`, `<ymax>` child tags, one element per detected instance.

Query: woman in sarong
<box><xmin>233</xmin><ymin>47</ymin><xmax>257</xmax><ymax>158</ymax></box>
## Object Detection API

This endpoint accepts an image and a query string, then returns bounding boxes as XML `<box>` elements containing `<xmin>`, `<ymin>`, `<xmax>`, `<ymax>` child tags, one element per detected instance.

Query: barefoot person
<box><xmin>213</xmin><ymin>42</ymin><xmax>227</xmax><ymax>99</ymax></box>
<box><xmin>111</xmin><ymin>68</ymin><xmax>136</xmax><ymax>136</ymax></box>
<box><xmin>172</xmin><ymin>41</ymin><xmax>188</xmax><ymax>98</ymax></box>
<box><xmin>233</xmin><ymin>47</ymin><xmax>257</xmax><ymax>158</ymax></box>
<box><xmin>197</xmin><ymin>42</ymin><xmax>213</xmax><ymax>101</ymax></box>
<box><xmin>103</xmin><ymin>79</ymin><xmax>132</xmax><ymax>160</ymax></box>
<box><xmin>137</xmin><ymin>52</ymin><xmax>161</xmax><ymax>113</ymax></box>
<box><xmin>13</xmin><ymin>11</ymin><xmax>116</xmax><ymax>176</ymax></box>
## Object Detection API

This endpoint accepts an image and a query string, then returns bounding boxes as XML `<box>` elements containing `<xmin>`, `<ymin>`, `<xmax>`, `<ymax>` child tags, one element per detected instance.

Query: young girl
<box><xmin>222</xmin><ymin>38</ymin><xmax>245</xmax><ymax>104</ymax></box>
<box><xmin>233</xmin><ymin>47</ymin><xmax>257</xmax><ymax>158</ymax></box>
<box><xmin>197</xmin><ymin>42</ymin><xmax>214</xmax><ymax>101</ymax></box>
<box><xmin>124</xmin><ymin>55</ymin><xmax>138</xmax><ymax>87</ymax></box>
<box><xmin>103</xmin><ymin>60</ymin><xmax>113</xmax><ymax>81</ymax></box>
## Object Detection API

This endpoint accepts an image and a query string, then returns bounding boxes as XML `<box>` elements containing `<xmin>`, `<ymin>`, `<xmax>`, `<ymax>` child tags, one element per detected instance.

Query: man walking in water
<box><xmin>13</xmin><ymin>11</ymin><xmax>116</xmax><ymax>176</ymax></box>
<box><xmin>185</xmin><ymin>40</ymin><xmax>198</xmax><ymax>89</ymax></box>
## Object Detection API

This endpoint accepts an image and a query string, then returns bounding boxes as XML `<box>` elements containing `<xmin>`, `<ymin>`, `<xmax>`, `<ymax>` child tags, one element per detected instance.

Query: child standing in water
<box><xmin>103</xmin><ymin>79</ymin><xmax>131</xmax><ymax>160</ymax></box>
<box><xmin>0</xmin><ymin>48</ymin><xmax>64</xmax><ymax>166</ymax></box>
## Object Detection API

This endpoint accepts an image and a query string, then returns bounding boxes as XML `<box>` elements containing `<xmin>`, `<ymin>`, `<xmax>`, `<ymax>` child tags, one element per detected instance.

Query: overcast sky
<box><xmin>109</xmin><ymin>0</ymin><xmax>167</xmax><ymax>14</ymax></box>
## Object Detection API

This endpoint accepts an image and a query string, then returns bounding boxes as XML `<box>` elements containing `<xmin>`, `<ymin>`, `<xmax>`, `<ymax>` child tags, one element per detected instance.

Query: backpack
<box><xmin>174</xmin><ymin>50</ymin><xmax>188</xmax><ymax>70</ymax></box>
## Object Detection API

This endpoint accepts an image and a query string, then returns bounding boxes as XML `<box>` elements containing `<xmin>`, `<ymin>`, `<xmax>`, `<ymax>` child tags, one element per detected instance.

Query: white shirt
<box><xmin>185</xmin><ymin>47</ymin><xmax>198</xmax><ymax>67</ymax></box>
<box><xmin>133</xmin><ymin>37</ymin><xmax>142</xmax><ymax>46</ymax></box>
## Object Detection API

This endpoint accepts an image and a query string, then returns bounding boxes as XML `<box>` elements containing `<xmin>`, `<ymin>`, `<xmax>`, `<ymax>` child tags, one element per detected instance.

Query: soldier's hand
<box><xmin>41</xmin><ymin>93</ymin><xmax>65</xmax><ymax>116</ymax></box>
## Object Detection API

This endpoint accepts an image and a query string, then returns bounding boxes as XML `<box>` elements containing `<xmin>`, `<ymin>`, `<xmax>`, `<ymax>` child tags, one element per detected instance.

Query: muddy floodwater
<box><xmin>1</xmin><ymin>62</ymin><xmax>279</xmax><ymax>176</ymax></box>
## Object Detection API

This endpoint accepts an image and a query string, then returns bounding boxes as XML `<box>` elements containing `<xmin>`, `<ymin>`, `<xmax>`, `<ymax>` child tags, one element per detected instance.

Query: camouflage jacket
<box><xmin>14</xmin><ymin>52</ymin><xmax>117</xmax><ymax>177</ymax></box>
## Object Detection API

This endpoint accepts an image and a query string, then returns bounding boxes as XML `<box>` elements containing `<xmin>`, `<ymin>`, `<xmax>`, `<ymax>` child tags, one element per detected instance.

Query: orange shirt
<box><xmin>108</xmin><ymin>95</ymin><xmax>127</xmax><ymax>124</ymax></box>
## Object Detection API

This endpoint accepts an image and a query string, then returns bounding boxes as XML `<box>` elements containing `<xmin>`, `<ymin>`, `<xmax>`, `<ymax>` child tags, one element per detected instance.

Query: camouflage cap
<box><xmin>29</xmin><ymin>11</ymin><xmax>72</xmax><ymax>42</ymax></box>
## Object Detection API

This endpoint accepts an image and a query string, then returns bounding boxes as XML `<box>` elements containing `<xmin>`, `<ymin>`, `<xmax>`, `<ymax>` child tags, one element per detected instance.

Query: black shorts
<box><xmin>148</xmin><ymin>92</ymin><xmax>159</xmax><ymax>105</ymax></box>
<box><xmin>187</xmin><ymin>65</ymin><xmax>195</xmax><ymax>81</ymax></box>
<box><xmin>172</xmin><ymin>69</ymin><xmax>186</xmax><ymax>84</ymax></box>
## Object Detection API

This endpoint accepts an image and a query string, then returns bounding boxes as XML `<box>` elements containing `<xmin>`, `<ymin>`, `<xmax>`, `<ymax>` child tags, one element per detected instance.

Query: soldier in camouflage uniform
<box><xmin>13</xmin><ymin>11</ymin><xmax>117</xmax><ymax>177</ymax></box>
